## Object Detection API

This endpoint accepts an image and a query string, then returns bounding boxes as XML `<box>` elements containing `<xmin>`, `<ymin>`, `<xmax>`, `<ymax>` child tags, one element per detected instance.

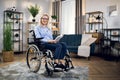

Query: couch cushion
<box><xmin>67</xmin><ymin>46</ymin><xmax>78</xmax><ymax>53</ymax></box>
<box><xmin>59</xmin><ymin>35</ymin><xmax>82</xmax><ymax>46</ymax></box>
<box><xmin>67</xmin><ymin>46</ymin><xmax>78</xmax><ymax>49</ymax></box>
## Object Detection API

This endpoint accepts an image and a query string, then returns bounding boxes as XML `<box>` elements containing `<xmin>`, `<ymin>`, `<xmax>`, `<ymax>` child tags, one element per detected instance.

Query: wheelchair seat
<box><xmin>26</xmin><ymin>30</ymin><xmax>74</xmax><ymax>76</ymax></box>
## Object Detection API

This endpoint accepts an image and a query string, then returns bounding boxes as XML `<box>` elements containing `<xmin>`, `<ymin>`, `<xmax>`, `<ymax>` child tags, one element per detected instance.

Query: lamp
<box><xmin>96</xmin><ymin>15</ymin><xmax>108</xmax><ymax>29</ymax></box>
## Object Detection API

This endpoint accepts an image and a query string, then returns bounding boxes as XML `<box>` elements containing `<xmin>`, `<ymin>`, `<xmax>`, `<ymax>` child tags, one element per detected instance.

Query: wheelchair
<box><xmin>26</xmin><ymin>30</ymin><xmax>74</xmax><ymax>76</ymax></box>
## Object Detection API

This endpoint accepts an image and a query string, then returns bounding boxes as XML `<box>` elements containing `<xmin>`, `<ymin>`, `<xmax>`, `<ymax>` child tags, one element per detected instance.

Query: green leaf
<box><xmin>51</xmin><ymin>15</ymin><xmax>57</xmax><ymax>19</ymax></box>
<box><xmin>3</xmin><ymin>22</ymin><xmax>13</xmax><ymax>51</ymax></box>
<box><xmin>28</xmin><ymin>4</ymin><xmax>40</xmax><ymax>18</ymax></box>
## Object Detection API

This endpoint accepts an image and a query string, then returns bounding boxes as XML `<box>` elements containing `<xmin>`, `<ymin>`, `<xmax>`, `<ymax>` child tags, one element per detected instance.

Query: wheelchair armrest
<box><xmin>35</xmin><ymin>37</ymin><xmax>44</xmax><ymax>40</ymax></box>
<box><xmin>35</xmin><ymin>37</ymin><xmax>43</xmax><ymax>42</ymax></box>
<box><xmin>27</xmin><ymin>37</ymin><xmax>43</xmax><ymax>44</ymax></box>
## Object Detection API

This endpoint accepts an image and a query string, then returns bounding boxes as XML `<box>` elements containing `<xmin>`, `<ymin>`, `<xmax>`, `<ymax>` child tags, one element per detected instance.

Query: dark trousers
<box><xmin>44</xmin><ymin>42</ymin><xmax>67</xmax><ymax>59</ymax></box>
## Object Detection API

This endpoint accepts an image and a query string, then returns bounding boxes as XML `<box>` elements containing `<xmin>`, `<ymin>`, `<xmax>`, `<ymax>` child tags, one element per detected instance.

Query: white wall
<box><xmin>86</xmin><ymin>0</ymin><xmax>120</xmax><ymax>29</ymax></box>
<box><xmin>0</xmin><ymin>0</ymin><xmax>51</xmax><ymax>52</ymax></box>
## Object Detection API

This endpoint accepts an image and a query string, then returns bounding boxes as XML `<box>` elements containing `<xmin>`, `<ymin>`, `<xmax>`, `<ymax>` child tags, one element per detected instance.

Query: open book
<box><xmin>55</xmin><ymin>34</ymin><xmax>64</xmax><ymax>42</ymax></box>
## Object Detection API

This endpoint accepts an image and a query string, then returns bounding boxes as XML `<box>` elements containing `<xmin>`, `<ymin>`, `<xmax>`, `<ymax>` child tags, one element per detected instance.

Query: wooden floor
<box><xmin>0</xmin><ymin>53</ymin><xmax>120</xmax><ymax>80</ymax></box>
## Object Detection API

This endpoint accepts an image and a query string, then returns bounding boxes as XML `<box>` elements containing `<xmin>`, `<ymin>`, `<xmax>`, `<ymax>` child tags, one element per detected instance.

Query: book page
<box><xmin>55</xmin><ymin>34</ymin><xmax>63</xmax><ymax>42</ymax></box>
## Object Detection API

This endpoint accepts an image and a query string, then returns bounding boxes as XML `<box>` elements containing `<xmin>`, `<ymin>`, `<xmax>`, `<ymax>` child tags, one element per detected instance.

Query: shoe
<box><xmin>54</xmin><ymin>63</ymin><xmax>65</xmax><ymax>72</ymax></box>
<box><xmin>59</xmin><ymin>63</ymin><xmax>65</xmax><ymax>69</ymax></box>
<box><xmin>54</xmin><ymin>63</ymin><xmax>65</xmax><ymax>69</ymax></box>
<box><xmin>54</xmin><ymin>62</ymin><xmax>59</xmax><ymax>68</ymax></box>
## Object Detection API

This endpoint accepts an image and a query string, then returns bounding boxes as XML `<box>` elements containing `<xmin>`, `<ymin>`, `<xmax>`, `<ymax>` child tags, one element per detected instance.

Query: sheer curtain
<box><xmin>61</xmin><ymin>0</ymin><xmax>75</xmax><ymax>34</ymax></box>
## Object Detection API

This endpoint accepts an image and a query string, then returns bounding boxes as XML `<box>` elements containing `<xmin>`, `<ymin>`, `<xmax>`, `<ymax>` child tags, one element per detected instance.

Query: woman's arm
<box><xmin>48</xmin><ymin>40</ymin><xmax>57</xmax><ymax>43</ymax></box>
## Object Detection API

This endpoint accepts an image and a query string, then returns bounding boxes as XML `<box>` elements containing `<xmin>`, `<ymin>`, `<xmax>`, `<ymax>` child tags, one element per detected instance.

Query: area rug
<box><xmin>0</xmin><ymin>62</ymin><xmax>88</xmax><ymax>80</ymax></box>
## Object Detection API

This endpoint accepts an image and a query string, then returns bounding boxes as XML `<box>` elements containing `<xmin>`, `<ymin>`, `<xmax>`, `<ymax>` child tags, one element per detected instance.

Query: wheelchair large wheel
<box><xmin>26</xmin><ymin>44</ymin><xmax>42</xmax><ymax>73</ymax></box>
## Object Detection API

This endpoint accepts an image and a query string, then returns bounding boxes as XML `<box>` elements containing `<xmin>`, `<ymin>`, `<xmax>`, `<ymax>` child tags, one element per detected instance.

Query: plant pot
<box><xmin>32</xmin><ymin>18</ymin><xmax>36</xmax><ymax>22</ymax></box>
<box><xmin>52</xmin><ymin>19</ymin><xmax>56</xmax><ymax>22</ymax></box>
<box><xmin>2</xmin><ymin>51</ymin><xmax>14</xmax><ymax>62</ymax></box>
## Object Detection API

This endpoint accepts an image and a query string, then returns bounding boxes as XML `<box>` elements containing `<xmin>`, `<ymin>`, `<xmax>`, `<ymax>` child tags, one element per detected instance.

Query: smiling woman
<box><xmin>34</xmin><ymin>14</ymin><xmax>68</xmax><ymax>66</ymax></box>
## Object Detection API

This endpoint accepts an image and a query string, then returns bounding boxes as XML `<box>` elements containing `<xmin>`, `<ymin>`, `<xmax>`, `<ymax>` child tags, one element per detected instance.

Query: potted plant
<box><xmin>2</xmin><ymin>22</ymin><xmax>14</xmax><ymax>62</ymax></box>
<box><xmin>28</xmin><ymin>4</ymin><xmax>40</xmax><ymax>22</ymax></box>
<box><xmin>51</xmin><ymin>15</ymin><xmax>57</xmax><ymax>22</ymax></box>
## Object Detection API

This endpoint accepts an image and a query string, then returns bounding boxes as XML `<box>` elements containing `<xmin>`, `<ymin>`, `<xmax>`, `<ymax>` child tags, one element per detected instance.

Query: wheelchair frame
<box><xmin>26</xmin><ymin>30</ymin><xmax>74</xmax><ymax>76</ymax></box>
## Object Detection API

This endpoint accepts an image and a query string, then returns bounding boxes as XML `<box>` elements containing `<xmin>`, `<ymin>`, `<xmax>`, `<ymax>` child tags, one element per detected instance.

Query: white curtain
<box><xmin>61</xmin><ymin>0</ymin><xmax>75</xmax><ymax>34</ymax></box>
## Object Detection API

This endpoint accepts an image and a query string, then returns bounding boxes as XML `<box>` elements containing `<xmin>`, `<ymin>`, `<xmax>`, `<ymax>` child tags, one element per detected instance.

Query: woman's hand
<box><xmin>48</xmin><ymin>40</ymin><xmax>57</xmax><ymax>43</ymax></box>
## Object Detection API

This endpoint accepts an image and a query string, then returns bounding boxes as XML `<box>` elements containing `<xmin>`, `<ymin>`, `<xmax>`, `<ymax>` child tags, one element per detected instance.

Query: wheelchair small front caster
<box><xmin>47</xmin><ymin>69</ymin><xmax>53</xmax><ymax>76</ymax></box>
<box><xmin>45</xmin><ymin>62</ymin><xmax>54</xmax><ymax>76</ymax></box>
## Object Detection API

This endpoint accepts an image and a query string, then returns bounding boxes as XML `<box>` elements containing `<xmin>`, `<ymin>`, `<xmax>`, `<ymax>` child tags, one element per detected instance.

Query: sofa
<box><xmin>53</xmin><ymin>34</ymin><xmax>96</xmax><ymax>56</ymax></box>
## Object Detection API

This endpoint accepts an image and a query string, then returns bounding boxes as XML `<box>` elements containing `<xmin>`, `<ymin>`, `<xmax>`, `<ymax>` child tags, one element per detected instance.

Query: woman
<box><xmin>34</xmin><ymin>14</ymin><xmax>67</xmax><ymax>65</ymax></box>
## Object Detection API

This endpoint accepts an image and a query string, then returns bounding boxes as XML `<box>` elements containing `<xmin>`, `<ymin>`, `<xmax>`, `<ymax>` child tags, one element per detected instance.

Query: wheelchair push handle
<box><xmin>29</xmin><ymin>30</ymin><xmax>44</xmax><ymax>39</ymax></box>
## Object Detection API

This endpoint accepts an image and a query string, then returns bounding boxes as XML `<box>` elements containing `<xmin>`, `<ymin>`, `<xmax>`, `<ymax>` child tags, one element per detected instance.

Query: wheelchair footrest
<box><xmin>54</xmin><ymin>63</ymin><xmax>65</xmax><ymax>68</ymax></box>
<box><xmin>54</xmin><ymin>68</ymin><xmax>64</xmax><ymax>72</ymax></box>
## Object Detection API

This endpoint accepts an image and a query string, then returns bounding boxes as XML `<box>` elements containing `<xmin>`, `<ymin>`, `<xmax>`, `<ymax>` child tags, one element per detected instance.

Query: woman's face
<box><xmin>41</xmin><ymin>15</ymin><xmax>49</xmax><ymax>26</ymax></box>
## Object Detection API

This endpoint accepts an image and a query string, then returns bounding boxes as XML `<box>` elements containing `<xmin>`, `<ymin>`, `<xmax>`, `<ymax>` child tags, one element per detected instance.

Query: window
<box><xmin>61</xmin><ymin>0</ymin><xmax>75</xmax><ymax>34</ymax></box>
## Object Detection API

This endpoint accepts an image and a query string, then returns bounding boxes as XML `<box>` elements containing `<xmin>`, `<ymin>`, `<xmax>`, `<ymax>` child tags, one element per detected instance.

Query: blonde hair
<box><xmin>40</xmin><ymin>13</ymin><xmax>49</xmax><ymax>20</ymax></box>
<box><xmin>40</xmin><ymin>13</ymin><xmax>49</xmax><ymax>25</ymax></box>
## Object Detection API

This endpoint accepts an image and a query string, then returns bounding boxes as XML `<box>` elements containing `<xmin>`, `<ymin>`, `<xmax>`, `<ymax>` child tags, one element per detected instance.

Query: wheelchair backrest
<box><xmin>27</xmin><ymin>30</ymin><xmax>40</xmax><ymax>44</ymax></box>
<box><xmin>28</xmin><ymin>30</ymin><xmax>43</xmax><ymax>46</ymax></box>
<box><xmin>27</xmin><ymin>30</ymin><xmax>36</xmax><ymax>44</ymax></box>
<box><xmin>30</xmin><ymin>30</ymin><xmax>36</xmax><ymax>39</ymax></box>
